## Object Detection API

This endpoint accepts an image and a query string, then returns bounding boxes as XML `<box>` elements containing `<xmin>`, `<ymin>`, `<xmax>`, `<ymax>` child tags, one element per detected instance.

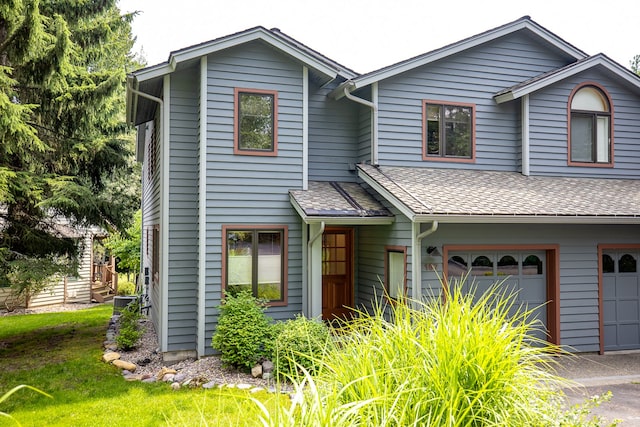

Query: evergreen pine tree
<box><xmin>0</xmin><ymin>0</ymin><xmax>139</xmax><ymax>295</ymax></box>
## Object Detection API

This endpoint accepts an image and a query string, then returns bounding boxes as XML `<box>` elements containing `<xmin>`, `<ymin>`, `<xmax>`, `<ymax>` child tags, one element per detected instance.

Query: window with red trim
<box><xmin>224</xmin><ymin>226</ymin><xmax>287</xmax><ymax>303</ymax></box>
<box><xmin>423</xmin><ymin>100</ymin><xmax>475</xmax><ymax>161</ymax></box>
<box><xmin>234</xmin><ymin>89</ymin><xmax>278</xmax><ymax>155</ymax></box>
<box><xmin>569</xmin><ymin>85</ymin><xmax>612</xmax><ymax>165</ymax></box>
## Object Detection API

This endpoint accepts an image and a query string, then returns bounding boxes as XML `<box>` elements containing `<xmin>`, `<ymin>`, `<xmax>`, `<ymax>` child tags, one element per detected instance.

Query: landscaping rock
<box><xmin>262</xmin><ymin>360</ymin><xmax>274</xmax><ymax>374</ymax></box>
<box><xmin>104</xmin><ymin>343</ymin><xmax>118</xmax><ymax>351</ymax></box>
<box><xmin>174</xmin><ymin>373</ymin><xmax>187</xmax><ymax>383</ymax></box>
<box><xmin>162</xmin><ymin>373</ymin><xmax>175</xmax><ymax>382</ymax></box>
<box><xmin>202</xmin><ymin>381</ymin><xmax>217</xmax><ymax>389</ymax></box>
<box><xmin>156</xmin><ymin>366</ymin><xmax>177</xmax><ymax>380</ymax></box>
<box><xmin>262</xmin><ymin>372</ymin><xmax>272</xmax><ymax>380</ymax></box>
<box><xmin>250</xmin><ymin>387</ymin><xmax>264</xmax><ymax>393</ymax></box>
<box><xmin>251</xmin><ymin>364</ymin><xmax>263</xmax><ymax>378</ymax></box>
<box><xmin>124</xmin><ymin>374</ymin><xmax>145</xmax><ymax>381</ymax></box>
<box><xmin>171</xmin><ymin>382</ymin><xmax>181</xmax><ymax>390</ymax></box>
<box><xmin>237</xmin><ymin>383</ymin><xmax>252</xmax><ymax>390</ymax></box>
<box><xmin>112</xmin><ymin>359</ymin><xmax>137</xmax><ymax>372</ymax></box>
<box><xmin>103</xmin><ymin>351</ymin><xmax>121</xmax><ymax>363</ymax></box>
<box><xmin>142</xmin><ymin>377</ymin><xmax>157</xmax><ymax>383</ymax></box>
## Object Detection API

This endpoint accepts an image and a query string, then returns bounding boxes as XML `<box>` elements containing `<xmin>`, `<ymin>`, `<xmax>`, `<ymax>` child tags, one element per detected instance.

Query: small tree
<box><xmin>104</xmin><ymin>210</ymin><xmax>141</xmax><ymax>282</ymax></box>
<box><xmin>1</xmin><ymin>250</ymin><xmax>75</xmax><ymax>307</ymax></box>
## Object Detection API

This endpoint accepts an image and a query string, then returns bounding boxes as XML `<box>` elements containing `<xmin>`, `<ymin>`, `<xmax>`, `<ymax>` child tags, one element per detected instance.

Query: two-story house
<box><xmin>126</xmin><ymin>16</ymin><xmax>640</xmax><ymax>362</ymax></box>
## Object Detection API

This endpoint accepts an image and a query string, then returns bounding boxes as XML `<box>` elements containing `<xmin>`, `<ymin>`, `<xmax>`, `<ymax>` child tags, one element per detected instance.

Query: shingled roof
<box><xmin>289</xmin><ymin>181</ymin><xmax>393</xmax><ymax>223</ymax></box>
<box><xmin>357</xmin><ymin>164</ymin><xmax>640</xmax><ymax>223</ymax></box>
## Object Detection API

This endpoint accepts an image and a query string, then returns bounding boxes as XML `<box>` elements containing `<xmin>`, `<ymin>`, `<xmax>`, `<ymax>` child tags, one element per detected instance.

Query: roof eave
<box><xmin>414</xmin><ymin>214</ymin><xmax>640</xmax><ymax>224</ymax></box>
<box><xmin>132</xmin><ymin>28</ymin><xmax>340</xmax><ymax>84</ymax></box>
<box><xmin>289</xmin><ymin>192</ymin><xmax>394</xmax><ymax>225</ymax></box>
<box><xmin>495</xmin><ymin>55</ymin><xmax>640</xmax><ymax>103</ymax></box>
<box><xmin>345</xmin><ymin>17</ymin><xmax>587</xmax><ymax>93</ymax></box>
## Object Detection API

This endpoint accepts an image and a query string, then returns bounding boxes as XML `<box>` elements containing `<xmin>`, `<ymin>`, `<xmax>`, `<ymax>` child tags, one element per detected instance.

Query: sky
<box><xmin>117</xmin><ymin>0</ymin><xmax>639</xmax><ymax>74</ymax></box>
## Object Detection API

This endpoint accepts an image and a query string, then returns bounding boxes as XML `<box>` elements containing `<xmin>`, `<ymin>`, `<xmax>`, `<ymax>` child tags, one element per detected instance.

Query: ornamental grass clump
<box><xmin>270</xmin><ymin>315</ymin><xmax>332</xmax><ymax>379</ymax></box>
<box><xmin>256</xmin><ymin>278</ymin><xmax>571</xmax><ymax>426</ymax></box>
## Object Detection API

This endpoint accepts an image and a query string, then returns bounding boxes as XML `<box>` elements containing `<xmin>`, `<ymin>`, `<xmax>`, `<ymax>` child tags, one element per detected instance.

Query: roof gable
<box><xmin>332</xmin><ymin>16</ymin><xmax>587</xmax><ymax>98</ymax></box>
<box><xmin>132</xmin><ymin>26</ymin><xmax>357</xmax><ymax>84</ymax></box>
<box><xmin>494</xmin><ymin>54</ymin><xmax>640</xmax><ymax>103</ymax></box>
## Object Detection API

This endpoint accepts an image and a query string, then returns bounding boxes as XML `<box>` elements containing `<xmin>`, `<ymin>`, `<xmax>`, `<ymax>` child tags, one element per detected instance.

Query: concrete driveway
<box><xmin>555</xmin><ymin>352</ymin><xmax>640</xmax><ymax>426</ymax></box>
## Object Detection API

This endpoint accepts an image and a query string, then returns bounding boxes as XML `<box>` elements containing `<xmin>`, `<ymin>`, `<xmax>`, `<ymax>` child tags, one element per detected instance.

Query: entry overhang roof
<box><xmin>289</xmin><ymin>181</ymin><xmax>394</xmax><ymax>225</ymax></box>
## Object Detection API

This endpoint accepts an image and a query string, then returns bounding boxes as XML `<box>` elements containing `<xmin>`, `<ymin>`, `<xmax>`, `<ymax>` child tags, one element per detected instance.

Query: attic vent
<box><xmin>270</xmin><ymin>28</ymin><xmax>281</xmax><ymax>32</ymax></box>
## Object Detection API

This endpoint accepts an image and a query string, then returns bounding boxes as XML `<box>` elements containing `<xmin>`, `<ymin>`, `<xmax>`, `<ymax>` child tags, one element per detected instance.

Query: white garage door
<box><xmin>447</xmin><ymin>251</ymin><xmax>547</xmax><ymax>341</ymax></box>
<box><xmin>603</xmin><ymin>251</ymin><xmax>640</xmax><ymax>351</ymax></box>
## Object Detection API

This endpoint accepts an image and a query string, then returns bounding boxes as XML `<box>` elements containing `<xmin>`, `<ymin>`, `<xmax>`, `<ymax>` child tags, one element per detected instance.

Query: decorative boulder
<box><xmin>112</xmin><ymin>359</ymin><xmax>137</xmax><ymax>372</ymax></box>
<box><xmin>251</xmin><ymin>364</ymin><xmax>263</xmax><ymax>378</ymax></box>
<box><xmin>102</xmin><ymin>352</ymin><xmax>121</xmax><ymax>363</ymax></box>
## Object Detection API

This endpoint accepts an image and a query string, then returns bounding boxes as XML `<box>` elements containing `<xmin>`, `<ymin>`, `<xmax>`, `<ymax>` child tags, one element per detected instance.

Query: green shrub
<box><xmin>116</xmin><ymin>280</ymin><xmax>136</xmax><ymax>296</ymax></box>
<box><xmin>271</xmin><ymin>315</ymin><xmax>332</xmax><ymax>379</ymax></box>
<box><xmin>212</xmin><ymin>291</ymin><xmax>272</xmax><ymax>370</ymax></box>
<box><xmin>256</xmin><ymin>278</ymin><xmax>574</xmax><ymax>426</ymax></box>
<box><xmin>116</xmin><ymin>299</ymin><xmax>142</xmax><ymax>350</ymax></box>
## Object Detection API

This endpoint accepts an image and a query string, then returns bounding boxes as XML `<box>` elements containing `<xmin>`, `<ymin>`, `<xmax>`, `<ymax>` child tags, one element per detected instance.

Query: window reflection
<box><xmin>471</xmin><ymin>255</ymin><xmax>493</xmax><ymax>276</ymax></box>
<box><xmin>497</xmin><ymin>255</ymin><xmax>518</xmax><ymax>276</ymax></box>
<box><xmin>447</xmin><ymin>255</ymin><xmax>468</xmax><ymax>277</ymax></box>
<box><xmin>602</xmin><ymin>254</ymin><xmax>614</xmax><ymax>274</ymax></box>
<box><xmin>523</xmin><ymin>255</ymin><xmax>543</xmax><ymax>275</ymax></box>
<box><xmin>619</xmin><ymin>254</ymin><xmax>637</xmax><ymax>273</ymax></box>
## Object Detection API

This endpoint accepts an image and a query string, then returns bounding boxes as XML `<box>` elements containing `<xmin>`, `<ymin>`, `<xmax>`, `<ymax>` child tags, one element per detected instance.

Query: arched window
<box><xmin>569</xmin><ymin>84</ymin><xmax>612</xmax><ymax>165</ymax></box>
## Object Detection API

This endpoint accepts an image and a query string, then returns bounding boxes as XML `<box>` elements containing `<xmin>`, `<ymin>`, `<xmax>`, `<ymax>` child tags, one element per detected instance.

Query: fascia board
<box><xmin>133</xmin><ymin>63</ymin><xmax>175</xmax><ymax>83</ymax></box>
<box><xmin>350</xmin><ymin>20</ymin><xmax>586</xmax><ymax>91</ymax></box>
<box><xmin>414</xmin><ymin>214</ymin><xmax>640</xmax><ymax>224</ymax></box>
<box><xmin>303</xmin><ymin>216</ymin><xmax>395</xmax><ymax>225</ymax></box>
<box><xmin>496</xmin><ymin>56</ymin><xmax>640</xmax><ymax>103</ymax></box>
<box><xmin>170</xmin><ymin>29</ymin><xmax>338</xmax><ymax>80</ymax></box>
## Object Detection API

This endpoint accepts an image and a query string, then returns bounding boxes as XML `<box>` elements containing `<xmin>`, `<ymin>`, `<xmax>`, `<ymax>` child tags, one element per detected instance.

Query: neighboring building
<box><xmin>126</xmin><ymin>16</ymin><xmax>640</xmax><ymax>361</ymax></box>
<box><xmin>0</xmin><ymin>220</ymin><xmax>112</xmax><ymax>309</ymax></box>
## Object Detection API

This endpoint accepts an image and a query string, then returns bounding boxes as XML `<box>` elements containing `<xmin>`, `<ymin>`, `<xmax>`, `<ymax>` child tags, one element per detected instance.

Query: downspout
<box><xmin>127</xmin><ymin>78</ymin><xmax>164</xmax><ymax>299</ymax></box>
<box><xmin>127</xmin><ymin>77</ymin><xmax>164</xmax><ymax>111</ymax></box>
<box><xmin>412</xmin><ymin>221</ymin><xmax>438</xmax><ymax>304</ymax></box>
<box><xmin>343</xmin><ymin>84</ymin><xmax>378</xmax><ymax>166</ymax></box>
<box><xmin>307</xmin><ymin>221</ymin><xmax>325</xmax><ymax>318</ymax></box>
<box><xmin>198</xmin><ymin>56</ymin><xmax>207</xmax><ymax>358</ymax></box>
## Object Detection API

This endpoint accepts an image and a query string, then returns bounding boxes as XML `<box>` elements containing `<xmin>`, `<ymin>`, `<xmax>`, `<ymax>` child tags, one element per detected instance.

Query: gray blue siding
<box><xmin>308</xmin><ymin>79</ymin><xmax>359</xmax><ymax>182</ymax></box>
<box><xmin>356</xmin><ymin>198</ymin><xmax>413</xmax><ymax>312</ymax></box>
<box><xmin>141</xmin><ymin>116</ymin><xmax>162</xmax><ymax>340</ymax></box>
<box><xmin>202</xmin><ymin>41</ymin><xmax>305</xmax><ymax>354</ymax></box>
<box><xmin>375</xmin><ymin>31</ymin><xmax>573</xmax><ymax>171</ymax></box>
<box><xmin>529</xmin><ymin>67</ymin><xmax>640</xmax><ymax>178</ymax></box>
<box><xmin>166</xmin><ymin>67</ymin><xmax>200</xmax><ymax>351</ymax></box>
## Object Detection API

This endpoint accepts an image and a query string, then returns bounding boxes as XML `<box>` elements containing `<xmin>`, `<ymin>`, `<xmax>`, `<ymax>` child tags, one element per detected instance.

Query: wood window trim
<box><xmin>597</xmin><ymin>243</ymin><xmax>640</xmax><ymax>354</ymax></box>
<box><xmin>234</xmin><ymin>88</ymin><xmax>278</xmax><ymax>157</ymax></box>
<box><xmin>422</xmin><ymin>99</ymin><xmax>476</xmax><ymax>163</ymax></box>
<box><xmin>221</xmin><ymin>224</ymin><xmax>288</xmax><ymax>307</ymax></box>
<box><xmin>384</xmin><ymin>245</ymin><xmax>407</xmax><ymax>303</ymax></box>
<box><xmin>442</xmin><ymin>244</ymin><xmax>560</xmax><ymax>346</ymax></box>
<box><xmin>567</xmin><ymin>81</ymin><xmax>614</xmax><ymax>168</ymax></box>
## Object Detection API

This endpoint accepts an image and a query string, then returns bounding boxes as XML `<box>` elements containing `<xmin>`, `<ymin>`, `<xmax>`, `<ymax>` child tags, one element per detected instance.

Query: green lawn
<box><xmin>0</xmin><ymin>305</ymin><xmax>279</xmax><ymax>426</ymax></box>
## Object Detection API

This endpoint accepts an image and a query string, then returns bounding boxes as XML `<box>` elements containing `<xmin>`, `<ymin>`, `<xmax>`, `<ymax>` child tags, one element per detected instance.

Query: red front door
<box><xmin>322</xmin><ymin>228</ymin><xmax>354</xmax><ymax>320</ymax></box>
